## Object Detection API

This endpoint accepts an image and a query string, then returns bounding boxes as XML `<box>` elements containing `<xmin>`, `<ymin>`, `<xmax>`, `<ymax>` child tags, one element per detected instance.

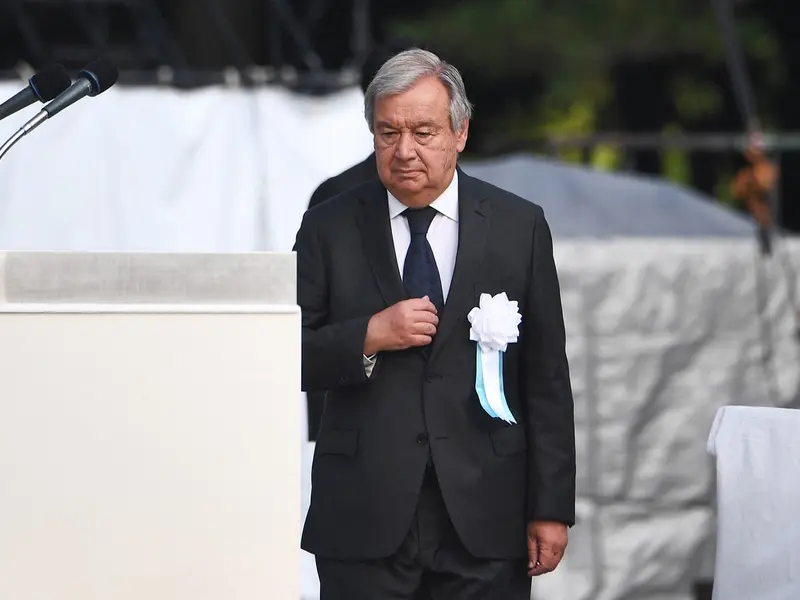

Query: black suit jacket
<box><xmin>294</xmin><ymin>168</ymin><xmax>576</xmax><ymax>561</ymax></box>
<box><xmin>305</xmin><ymin>152</ymin><xmax>379</xmax><ymax>441</ymax></box>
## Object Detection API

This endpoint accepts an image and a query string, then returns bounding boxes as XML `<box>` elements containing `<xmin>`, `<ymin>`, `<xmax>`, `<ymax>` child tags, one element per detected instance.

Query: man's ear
<box><xmin>456</xmin><ymin>120</ymin><xmax>469</xmax><ymax>153</ymax></box>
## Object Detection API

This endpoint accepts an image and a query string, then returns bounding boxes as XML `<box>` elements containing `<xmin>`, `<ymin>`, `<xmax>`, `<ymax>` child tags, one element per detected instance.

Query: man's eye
<box><xmin>416</xmin><ymin>132</ymin><xmax>432</xmax><ymax>137</ymax></box>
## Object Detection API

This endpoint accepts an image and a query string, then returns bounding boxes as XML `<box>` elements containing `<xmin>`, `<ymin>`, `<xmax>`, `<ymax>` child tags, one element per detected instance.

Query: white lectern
<box><xmin>0</xmin><ymin>251</ymin><xmax>301</xmax><ymax>600</ymax></box>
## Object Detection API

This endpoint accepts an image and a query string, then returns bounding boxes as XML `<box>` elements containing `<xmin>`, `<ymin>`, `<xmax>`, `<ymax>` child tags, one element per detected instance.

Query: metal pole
<box><xmin>711</xmin><ymin>0</ymin><xmax>760</xmax><ymax>133</ymax></box>
<box><xmin>544</xmin><ymin>132</ymin><xmax>800</xmax><ymax>152</ymax></box>
<box><xmin>0</xmin><ymin>112</ymin><xmax>48</xmax><ymax>163</ymax></box>
<box><xmin>6</xmin><ymin>0</ymin><xmax>49</xmax><ymax>65</ymax></box>
<box><xmin>0</xmin><ymin>129</ymin><xmax>27</xmax><ymax>162</ymax></box>
<box><xmin>268</xmin><ymin>0</ymin><xmax>324</xmax><ymax>72</ymax></box>
<box><xmin>771</xmin><ymin>150</ymin><xmax>782</xmax><ymax>229</ymax></box>
<box><xmin>351</xmin><ymin>0</ymin><xmax>371</xmax><ymax>65</ymax></box>
<box><xmin>196</xmin><ymin>0</ymin><xmax>257</xmax><ymax>73</ymax></box>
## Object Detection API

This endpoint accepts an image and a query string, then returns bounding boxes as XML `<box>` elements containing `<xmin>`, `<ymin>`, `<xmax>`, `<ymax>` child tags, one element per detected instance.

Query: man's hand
<box><xmin>527</xmin><ymin>520</ymin><xmax>568</xmax><ymax>577</ymax></box>
<box><xmin>363</xmin><ymin>297</ymin><xmax>438</xmax><ymax>355</ymax></box>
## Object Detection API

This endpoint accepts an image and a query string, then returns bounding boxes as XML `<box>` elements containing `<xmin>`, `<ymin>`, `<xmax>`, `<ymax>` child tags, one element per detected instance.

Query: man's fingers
<box><xmin>530</xmin><ymin>545</ymin><xmax>564</xmax><ymax>577</ymax></box>
<box><xmin>406</xmin><ymin>297</ymin><xmax>438</xmax><ymax>313</ymax></box>
<box><xmin>412</xmin><ymin>322</ymin><xmax>437</xmax><ymax>336</ymax></box>
<box><xmin>409</xmin><ymin>334</ymin><xmax>433</xmax><ymax>347</ymax></box>
<box><xmin>526</xmin><ymin>521</ymin><xmax>568</xmax><ymax>577</ymax></box>
<box><xmin>531</xmin><ymin>562</ymin><xmax>552</xmax><ymax>577</ymax></box>
<box><xmin>526</xmin><ymin>535</ymin><xmax>538</xmax><ymax>573</ymax></box>
<box><xmin>413</xmin><ymin>310</ymin><xmax>439</xmax><ymax>325</ymax></box>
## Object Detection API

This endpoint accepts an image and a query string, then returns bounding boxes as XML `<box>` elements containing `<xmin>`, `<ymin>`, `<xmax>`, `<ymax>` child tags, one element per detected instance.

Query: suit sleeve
<box><xmin>523</xmin><ymin>206</ymin><xmax>576</xmax><ymax>526</ymax></box>
<box><xmin>293</xmin><ymin>211</ymin><xmax>372</xmax><ymax>392</ymax></box>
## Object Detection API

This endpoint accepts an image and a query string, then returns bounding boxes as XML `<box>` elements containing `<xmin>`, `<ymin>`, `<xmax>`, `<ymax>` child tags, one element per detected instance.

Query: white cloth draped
<box><xmin>707</xmin><ymin>405</ymin><xmax>800</xmax><ymax>600</ymax></box>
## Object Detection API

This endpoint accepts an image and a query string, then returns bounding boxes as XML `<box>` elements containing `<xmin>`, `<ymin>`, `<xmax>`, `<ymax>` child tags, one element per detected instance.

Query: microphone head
<box><xmin>79</xmin><ymin>58</ymin><xmax>119</xmax><ymax>97</ymax></box>
<box><xmin>28</xmin><ymin>64</ymin><xmax>72</xmax><ymax>102</ymax></box>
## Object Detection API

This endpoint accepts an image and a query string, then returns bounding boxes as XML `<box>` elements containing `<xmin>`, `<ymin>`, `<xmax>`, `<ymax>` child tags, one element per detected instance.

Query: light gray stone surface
<box><xmin>530</xmin><ymin>238</ymin><xmax>800</xmax><ymax>600</ymax></box>
<box><xmin>298</xmin><ymin>238</ymin><xmax>800</xmax><ymax>600</ymax></box>
<box><xmin>0</xmin><ymin>252</ymin><xmax>296</xmax><ymax>305</ymax></box>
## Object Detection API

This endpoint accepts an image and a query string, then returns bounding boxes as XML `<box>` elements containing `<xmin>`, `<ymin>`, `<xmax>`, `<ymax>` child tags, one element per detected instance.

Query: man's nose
<box><xmin>394</xmin><ymin>132</ymin><xmax>417</xmax><ymax>161</ymax></box>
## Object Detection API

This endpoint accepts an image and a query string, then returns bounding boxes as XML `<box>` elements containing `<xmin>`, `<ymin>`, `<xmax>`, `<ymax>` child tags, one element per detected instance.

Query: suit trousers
<box><xmin>315</xmin><ymin>465</ymin><xmax>532</xmax><ymax>600</ymax></box>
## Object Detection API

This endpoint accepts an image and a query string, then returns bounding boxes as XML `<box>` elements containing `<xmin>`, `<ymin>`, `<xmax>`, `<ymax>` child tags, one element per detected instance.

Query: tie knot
<box><xmin>404</xmin><ymin>206</ymin><xmax>438</xmax><ymax>235</ymax></box>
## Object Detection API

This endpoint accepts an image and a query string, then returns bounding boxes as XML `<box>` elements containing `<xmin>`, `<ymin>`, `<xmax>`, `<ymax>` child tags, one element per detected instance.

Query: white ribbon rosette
<box><xmin>467</xmin><ymin>292</ymin><xmax>522</xmax><ymax>424</ymax></box>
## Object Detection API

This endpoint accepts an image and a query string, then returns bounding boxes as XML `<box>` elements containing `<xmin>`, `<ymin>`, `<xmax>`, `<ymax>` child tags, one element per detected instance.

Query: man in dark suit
<box><xmin>305</xmin><ymin>38</ymin><xmax>417</xmax><ymax>442</ymax></box>
<box><xmin>294</xmin><ymin>48</ymin><xmax>576</xmax><ymax>599</ymax></box>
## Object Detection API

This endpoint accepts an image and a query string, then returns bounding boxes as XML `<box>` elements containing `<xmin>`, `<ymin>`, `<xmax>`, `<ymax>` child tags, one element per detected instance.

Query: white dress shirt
<box><xmin>387</xmin><ymin>171</ymin><xmax>459</xmax><ymax>299</ymax></box>
<box><xmin>364</xmin><ymin>171</ymin><xmax>460</xmax><ymax>375</ymax></box>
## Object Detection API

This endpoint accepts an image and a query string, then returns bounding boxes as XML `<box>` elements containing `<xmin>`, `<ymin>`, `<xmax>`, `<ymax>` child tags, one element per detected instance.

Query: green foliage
<box><xmin>671</xmin><ymin>75</ymin><xmax>723</xmax><ymax>120</ymax></box>
<box><xmin>391</xmin><ymin>0</ymin><xmax>779</xmax><ymax>206</ymax></box>
<box><xmin>391</xmin><ymin>0</ymin><xmax>778</xmax><ymax>130</ymax></box>
<box><xmin>661</xmin><ymin>125</ymin><xmax>692</xmax><ymax>186</ymax></box>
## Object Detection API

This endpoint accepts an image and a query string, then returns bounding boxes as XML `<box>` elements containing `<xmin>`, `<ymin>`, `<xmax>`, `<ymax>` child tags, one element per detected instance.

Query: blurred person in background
<box><xmin>305</xmin><ymin>37</ymin><xmax>417</xmax><ymax>442</ymax></box>
<box><xmin>307</xmin><ymin>37</ymin><xmax>417</xmax><ymax>210</ymax></box>
<box><xmin>294</xmin><ymin>49</ymin><xmax>576</xmax><ymax>599</ymax></box>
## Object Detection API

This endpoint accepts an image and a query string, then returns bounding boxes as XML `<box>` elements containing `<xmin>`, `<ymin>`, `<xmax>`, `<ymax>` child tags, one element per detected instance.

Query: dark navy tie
<box><xmin>402</xmin><ymin>207</ymin><xmax>444</xmax><ymax>312</ymax></box>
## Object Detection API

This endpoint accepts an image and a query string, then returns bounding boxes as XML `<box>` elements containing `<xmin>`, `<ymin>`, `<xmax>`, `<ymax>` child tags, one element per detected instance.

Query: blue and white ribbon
<box><xmin>475</xmin><ymin>346</ymin><xmax>516</xmax><ymax>424</ymax></box>
<box><xmin>467</xmin><ymin>292</ymin><xmax>522</xmax><ymax>424</ymax></box>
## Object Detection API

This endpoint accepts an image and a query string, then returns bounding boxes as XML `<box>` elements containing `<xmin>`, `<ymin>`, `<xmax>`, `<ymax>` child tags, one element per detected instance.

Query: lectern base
<box><xmin>0</xmin><ymin>251</ymin><xmax>300</xmax><ymax>600</ymax></box>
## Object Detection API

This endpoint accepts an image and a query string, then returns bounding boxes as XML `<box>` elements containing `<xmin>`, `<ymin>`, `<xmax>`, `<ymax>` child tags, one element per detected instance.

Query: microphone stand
<box><xmin>0</xmin><ymin>112</ymin><xmax>48</xmax><ymax>162</ymax></box>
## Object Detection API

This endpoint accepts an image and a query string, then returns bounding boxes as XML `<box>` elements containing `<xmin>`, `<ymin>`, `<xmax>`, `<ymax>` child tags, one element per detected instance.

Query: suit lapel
<box><xmin>356</xmin><ymin>180</ymin><xmax>407</xmax><ymax>308</ymax></box>
<box><xmin>429</xmin><ymin>169</ymin><xmax>491</xmax><ymax>362</ymax></box>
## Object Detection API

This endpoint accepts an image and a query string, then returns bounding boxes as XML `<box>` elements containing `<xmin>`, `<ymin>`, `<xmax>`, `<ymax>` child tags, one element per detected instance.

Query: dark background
<box><xmin>2</xmin><ymin>0</ymin><xmax>799</xmax><ymax>231</ymax></box>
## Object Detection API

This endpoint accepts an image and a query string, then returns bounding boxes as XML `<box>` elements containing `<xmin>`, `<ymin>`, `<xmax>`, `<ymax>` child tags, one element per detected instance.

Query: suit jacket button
<box><xmin>416</xmin><ymin>433</ymin><xmax>429</xmax><ymax>445</ymax></box>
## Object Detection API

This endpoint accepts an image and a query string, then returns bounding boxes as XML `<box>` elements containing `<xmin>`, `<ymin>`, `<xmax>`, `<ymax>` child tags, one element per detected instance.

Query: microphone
<box><xmin>0</xmin><ymin>64</ymin><xmax>72</xmax><ymax>121</ymax></box>
<box><xmin>43</xmin><ymin>58</ymin><xmax>119</xmax><ymax>119</ymax></box>
<box><xmin>0</xmin><ymin>58</ymin><xmax>119</xmax><ymax>163</ymax></box>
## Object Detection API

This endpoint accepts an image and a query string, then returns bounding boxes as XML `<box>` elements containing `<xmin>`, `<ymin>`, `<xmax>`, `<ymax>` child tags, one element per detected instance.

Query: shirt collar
<box><xmin>387</xmin><ymin>170</ymin><xmax>459</xmax><ymax>222</ymax></box>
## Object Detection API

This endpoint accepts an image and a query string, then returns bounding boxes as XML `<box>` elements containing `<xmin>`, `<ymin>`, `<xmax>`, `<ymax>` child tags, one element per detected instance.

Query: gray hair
<box><xmin>364</xmin><ymin>48</ymin><xmax>473</xmax><ymax>134</ymax></box>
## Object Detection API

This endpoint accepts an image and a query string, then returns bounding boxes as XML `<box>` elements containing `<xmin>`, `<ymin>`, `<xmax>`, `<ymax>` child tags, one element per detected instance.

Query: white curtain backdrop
<box><xmin>0</xmin><ymin>81</ymin><xmax>373</xmax><ymax>600</ymax></box>
<box><xmin>0</xmin><ymin>83</ymin><xmax>373</xmax><ymax>253</ymax></box>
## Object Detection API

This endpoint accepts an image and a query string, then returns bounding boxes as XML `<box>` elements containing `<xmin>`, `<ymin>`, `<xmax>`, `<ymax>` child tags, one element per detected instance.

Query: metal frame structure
<box><xmin>2</xmin><ymin>0</ymin><xmax>371</xmax><ymax>90</ymax></box>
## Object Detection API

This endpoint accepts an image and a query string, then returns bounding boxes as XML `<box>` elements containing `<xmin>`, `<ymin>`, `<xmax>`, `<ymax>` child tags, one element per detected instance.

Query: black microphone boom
<box><xmin>0</xmin><ymin>59</ymin><xmax>119</xmax><ymax>163</ymax></box>
<box><xmin>45</xmin><ymin>58</ymin><xmax>119</xmax><ymax>118</ymax></box>
<box><xmin>0</xmin><ymin>64</ymin><xmax>72</xmax><ymax>122</ymax></box>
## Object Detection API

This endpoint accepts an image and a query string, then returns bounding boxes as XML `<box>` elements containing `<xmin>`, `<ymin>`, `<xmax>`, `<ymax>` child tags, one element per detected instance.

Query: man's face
<box><xmin>372</xmin><ymin>76</ymin><xmax>469</xmax><ymax>207</ymax></box>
